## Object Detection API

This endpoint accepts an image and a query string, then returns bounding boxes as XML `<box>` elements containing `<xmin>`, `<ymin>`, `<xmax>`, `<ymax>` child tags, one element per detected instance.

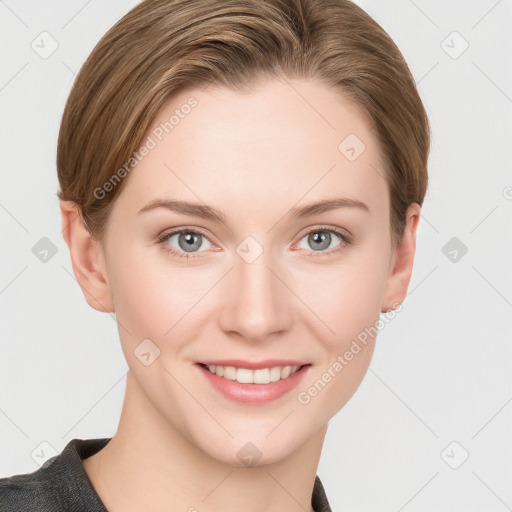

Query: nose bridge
<box><xmin>219</xmin><ymin>237</ymin><xmax>292</xmax><ymax>340</ymax></box>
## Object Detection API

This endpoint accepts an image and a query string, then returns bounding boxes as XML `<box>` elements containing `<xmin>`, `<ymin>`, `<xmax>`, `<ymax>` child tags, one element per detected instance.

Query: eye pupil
<box><xmin>308</xmin><ymin>231</ymin><xmax>331</xmax><ymax>251</ymax></box>
<box><xmin>179</xmin><ymin>232</ymin><xmax>201</xmax><ymax>252</ymax></box>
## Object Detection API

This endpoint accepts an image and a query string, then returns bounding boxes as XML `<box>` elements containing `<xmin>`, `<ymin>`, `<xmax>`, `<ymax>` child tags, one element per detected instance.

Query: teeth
<box><xmin>269</xmin><ymin>367</ymin><xmax>281</xmax><ymax>382</ymax></box>
<box><xmin>205</xmin><ymin>364</ymin><xmax>301</xmax><ymax>384</ymax></box>
<box><xmin>236</xmin><ymin>368</ymin><xmax>254</xmax><ymax>383</ymax></box>
<box><xmin>253</xmin><ymin>368</ymin><xmax>270</xmax><ymax>384</ymax></box>
<box><xmin>223</xmin><ymin>366</ymin><xmax>236</xmax><ymax>380</ymax></box>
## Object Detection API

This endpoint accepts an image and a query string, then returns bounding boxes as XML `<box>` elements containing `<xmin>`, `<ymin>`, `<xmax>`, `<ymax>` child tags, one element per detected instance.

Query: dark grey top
<box><xmin>0</xmin><ymin>438</ymin><xmax>333</xmax><ymax>511</ymax></box>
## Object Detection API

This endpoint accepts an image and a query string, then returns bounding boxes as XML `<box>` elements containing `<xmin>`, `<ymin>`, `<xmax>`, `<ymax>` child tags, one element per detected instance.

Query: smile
<box><xmin>200</xmin><ymin>363</ymin><xmax>303</xmax><ymax>384</ymax></box>
<box><xmin>196</xmin><ymin>362</ymin><xmax>311</xmax><ymax>404</ymax></box>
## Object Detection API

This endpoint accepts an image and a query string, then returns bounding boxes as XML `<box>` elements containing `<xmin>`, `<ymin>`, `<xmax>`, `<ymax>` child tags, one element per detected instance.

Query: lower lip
<box><xmin>195</xmin><ymin>364</ymin><xmax>311</xmax><ymax>404</ymax></box>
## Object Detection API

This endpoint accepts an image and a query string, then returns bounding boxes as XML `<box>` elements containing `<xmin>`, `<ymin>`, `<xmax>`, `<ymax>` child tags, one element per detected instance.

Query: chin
<box><xmin>197</xmin><ymin>427</ymin><xmax>306</xmax><ymax>468</ymax></box>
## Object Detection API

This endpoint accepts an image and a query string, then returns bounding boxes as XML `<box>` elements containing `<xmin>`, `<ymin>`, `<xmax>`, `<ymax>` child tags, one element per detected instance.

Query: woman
<box><xmin>0</xmin><ymin>0</ymin><xmax>429</xmax><ymax>510</ymax></box>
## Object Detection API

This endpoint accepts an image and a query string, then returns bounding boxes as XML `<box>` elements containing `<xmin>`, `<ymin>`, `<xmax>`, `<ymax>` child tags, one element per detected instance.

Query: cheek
<box><xmin>289</xmin><ymin>240</ymin><xmax>390</xmax><ymax>415</ymax></box>
<box><xmin>293</xmin><ymin>248</ymin><xmax>390</xmax><ymax>346</ymax></box>
<box><xmin>106</xmin><ymin>242</ymin><xmax>208</xmax><ymax>343</ymax></box>
<box><xmin>292</xmin><ymin>261</ymin><xmax>385</xmax><ymax>419</ymax></box>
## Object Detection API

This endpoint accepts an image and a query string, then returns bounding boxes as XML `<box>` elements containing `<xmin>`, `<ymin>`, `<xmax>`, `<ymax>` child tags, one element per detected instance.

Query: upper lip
<box><xmin>198</xmin><ymin>359</ymin><xmax>310</xmax><ymax>370</ymax></box>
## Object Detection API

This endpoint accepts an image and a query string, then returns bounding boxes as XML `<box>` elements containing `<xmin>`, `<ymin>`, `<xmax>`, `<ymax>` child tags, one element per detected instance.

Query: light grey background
<box><xmin>1</xmin><ymin>1</ymin><xmax>511</xmax><ymax>511</ymax></box>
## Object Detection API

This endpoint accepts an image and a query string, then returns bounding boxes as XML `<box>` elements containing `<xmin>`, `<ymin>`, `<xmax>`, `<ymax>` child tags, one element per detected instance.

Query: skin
<box><xmin>60</xmin><ymin>77</ymin><xmax>420</xmax><ymax>512</ymax></box>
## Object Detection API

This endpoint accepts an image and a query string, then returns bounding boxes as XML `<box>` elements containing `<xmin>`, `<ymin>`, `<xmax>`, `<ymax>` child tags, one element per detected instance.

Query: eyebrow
<box><xmin>137</xmin><ymin>197</ymin><xmax>369</xmax><ymax>223</ymax></box>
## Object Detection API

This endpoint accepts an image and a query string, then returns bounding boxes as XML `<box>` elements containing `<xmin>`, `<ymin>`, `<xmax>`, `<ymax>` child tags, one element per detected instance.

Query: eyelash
<box><xmin>156</xmin><ymin>225</ymin><xmax>352</xmax><ymax>260</ymax></box>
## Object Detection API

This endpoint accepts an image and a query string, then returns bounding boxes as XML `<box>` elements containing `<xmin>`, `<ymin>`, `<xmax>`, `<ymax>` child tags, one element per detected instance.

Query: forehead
<box><xmin>114</xmin><ymin>78</ymin><xmax>389</xmax><ymax>222</ymax></box>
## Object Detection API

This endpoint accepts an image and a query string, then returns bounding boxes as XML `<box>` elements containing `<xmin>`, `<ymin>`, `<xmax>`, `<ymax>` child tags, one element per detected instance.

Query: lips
<box><xmin>199</xmin><ymin>363</ymin><xmax>305</xmax><ymax>384</ymax></box>
<box><xmin>195</xmin><ymin>360</ymin><xmax>311</xmax><ymax>404</ymax></box>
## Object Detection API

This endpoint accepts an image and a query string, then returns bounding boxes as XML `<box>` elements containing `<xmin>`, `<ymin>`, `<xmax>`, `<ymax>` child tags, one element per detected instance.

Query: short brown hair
<box><xmin>57</xmin><ymin>0</ymin><xmax>430</xmax><ymax>246</ymax></box>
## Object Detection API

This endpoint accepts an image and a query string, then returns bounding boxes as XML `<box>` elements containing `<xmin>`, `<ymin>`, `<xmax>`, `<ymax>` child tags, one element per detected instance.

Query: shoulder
<box><xmin>0</xmin><ymin>469</ymin><xmax>57</xmax><ymax>511</ymax></box>
<box><xmin>312</xmin><ymin>475</ymin><xmax>333</xmax><ymax>512</ymax></box>
<box><xmin>0</xmin><ymin>438</ymin><xmax>111</xmax><ymax>512</ymax></box>
<box><xmin>0</xmin><ymin>455</ymin><xmax>66</xmax><ymax>511</ymax></box>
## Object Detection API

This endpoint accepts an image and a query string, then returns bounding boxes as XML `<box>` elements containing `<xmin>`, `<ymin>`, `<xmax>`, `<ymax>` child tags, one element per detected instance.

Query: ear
<box><xmin>60</xmin><ymin>200</ymin><xmax>114</xmax><ymax>313</ymax></box>
<box><xmin>381</xmin><ymin>203</ymin><xmax>421</xmax><ymax>313</ymax></box>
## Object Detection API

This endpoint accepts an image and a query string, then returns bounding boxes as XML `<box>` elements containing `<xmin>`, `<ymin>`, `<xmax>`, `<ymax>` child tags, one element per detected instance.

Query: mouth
<box><xmin>195</xmin><ymin>361</ymin><xmax>311</xmax><ymax>404</ymax></box>
<box><xmin>197</xmin><ymin>362</ymin><xmax>308</xmax><ymax>384</ymax></box>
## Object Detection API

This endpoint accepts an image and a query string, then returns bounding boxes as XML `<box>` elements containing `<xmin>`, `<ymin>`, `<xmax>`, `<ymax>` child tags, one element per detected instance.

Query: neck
<box><xmin>82</xmin><ymin>371</ymin><xmax>326</xmax><ymax>512</ymax></box>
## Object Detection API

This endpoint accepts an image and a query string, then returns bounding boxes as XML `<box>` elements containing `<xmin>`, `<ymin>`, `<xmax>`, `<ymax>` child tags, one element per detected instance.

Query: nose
<box><xmin>218</xmin><ymin>246</ymin><xmax>293</xmax><ymax>343</ymax></box>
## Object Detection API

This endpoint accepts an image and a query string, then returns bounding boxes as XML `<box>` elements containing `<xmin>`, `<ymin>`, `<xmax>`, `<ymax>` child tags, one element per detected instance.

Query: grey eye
<box><xmin>167</xmin><ymin>231</ymin><xmax>212</xmax><ymax>253</ymax></box>
<box><xmin>297</xmin><ymin>230</ymin><xmax>342</xmax><ymax>252</ymax></box>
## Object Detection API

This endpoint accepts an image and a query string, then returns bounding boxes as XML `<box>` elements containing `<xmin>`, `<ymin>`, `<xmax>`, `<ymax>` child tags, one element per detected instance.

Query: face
<box><xmin>87</xmin><ymin>78</ymin><xmax>413</xmax><ymax>466</ymax></box>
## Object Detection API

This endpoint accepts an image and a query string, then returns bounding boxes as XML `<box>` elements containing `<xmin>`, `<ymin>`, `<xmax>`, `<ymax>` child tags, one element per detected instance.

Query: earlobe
<box><xmin>380</xmin><ymin>203</ymin><xmax>421</xmax><ymax>313</ymax></box>
<box><xmin>59</xmin><ymin>200</ymin><xmax>114</xmax><ymax>313</ymax></box>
